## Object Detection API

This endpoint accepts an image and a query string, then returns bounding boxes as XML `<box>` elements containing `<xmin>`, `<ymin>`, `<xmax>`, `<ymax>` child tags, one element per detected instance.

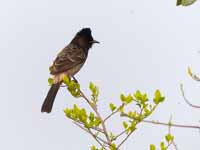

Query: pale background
<box><xmin>0</xmin><ymin>0</ymin><xmax>200</xmax><ymax>149</ymax></box>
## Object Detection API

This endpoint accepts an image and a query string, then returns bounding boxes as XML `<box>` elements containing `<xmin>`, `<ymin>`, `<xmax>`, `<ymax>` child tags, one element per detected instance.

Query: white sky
<box><xmin>0</xmin><ymin>0</ymin><xmax>200</xmax><ymax>150</ymax></box>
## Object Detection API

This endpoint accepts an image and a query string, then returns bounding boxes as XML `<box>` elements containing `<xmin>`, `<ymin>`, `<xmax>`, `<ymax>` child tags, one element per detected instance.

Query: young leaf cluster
<box><xmin>63</xmin><ymin>80</ymin><xmax>165</xmax><ymax>150</ymax></box>
<box><xmin>89</xmin><ymin>82</ymin><xmax>99</xmax><ymax>103</ymax></box>
<box><xmin>120</xmin><ymin>90</ymin><xmax>165</xmax><ymax>134</ymax></box>
<box><xmin>64</xmin><ymin>104</ymin><xmax>101</xmax><ymax>128</ymax></box>
<box><xmin>90</xmin><ymin>145</ymin><xmax>104</xmax><ymax>150</ymax></box>
<box><xmin>149</xmin><ymin>133</ymin><xmax>174</xmax><ymax>150</ymax></box>
<box><xmin>63</xmin><ymin>76</ymin><xmax>81</xmax><ymax>97</ymax></box>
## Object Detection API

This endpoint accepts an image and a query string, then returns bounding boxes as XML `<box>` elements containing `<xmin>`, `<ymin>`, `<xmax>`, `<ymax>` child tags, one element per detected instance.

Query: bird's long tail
<box><xmin>41</xmin><ymin>82</ymin><xmax>61</xmax><ymax>113</ymax></box>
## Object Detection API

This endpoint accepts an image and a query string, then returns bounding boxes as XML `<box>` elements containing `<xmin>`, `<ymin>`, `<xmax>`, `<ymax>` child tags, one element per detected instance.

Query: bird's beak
<box><xmin>90</xmin><ymin>40</ymin><xmax>100</xmax><ymax>44</ymax></box>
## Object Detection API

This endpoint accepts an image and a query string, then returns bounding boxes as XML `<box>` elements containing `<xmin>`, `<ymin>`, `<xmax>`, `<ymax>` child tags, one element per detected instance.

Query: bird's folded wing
<box><xmin>50</xmin><ymin>44</ymin><xmax>86</xmax><ymax>75</ymax></box>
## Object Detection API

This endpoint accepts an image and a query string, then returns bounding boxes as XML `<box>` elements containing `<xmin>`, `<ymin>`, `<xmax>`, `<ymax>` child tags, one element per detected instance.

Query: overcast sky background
<box><xmin>0</xmin><ymin>0</ymin><xmax>200</xmax><ymax>149</ymax></box>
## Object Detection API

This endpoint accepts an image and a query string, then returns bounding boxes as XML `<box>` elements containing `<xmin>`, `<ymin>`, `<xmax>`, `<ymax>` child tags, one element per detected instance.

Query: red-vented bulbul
<box><xmin>41</xmin><ymin>28</ymin><xmax>99</xmax><ymax>113</ymax></box>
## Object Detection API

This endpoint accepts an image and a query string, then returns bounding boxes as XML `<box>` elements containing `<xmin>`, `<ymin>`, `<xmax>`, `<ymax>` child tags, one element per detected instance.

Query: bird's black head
<box><xmin>71</xmin><ymin>28</ymin><xmax>99</xmax><ymax>50</ymax></box>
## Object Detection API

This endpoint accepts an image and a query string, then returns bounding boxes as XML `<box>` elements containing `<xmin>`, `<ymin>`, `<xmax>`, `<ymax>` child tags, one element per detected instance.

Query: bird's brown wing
<box><xmin>50</xmin><ymin>44</ymin><xmax>87</xmax><ymax>75</ymax></box>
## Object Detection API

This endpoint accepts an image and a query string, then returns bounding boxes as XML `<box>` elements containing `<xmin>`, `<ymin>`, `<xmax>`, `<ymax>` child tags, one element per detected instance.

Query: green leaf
<box><xmin>134</xmin><ymin>90</ymin><xmax>148</xmax><ymax>105</ymax></box>
<box><xmin>134</xmin><ymin>90</ymin><xmax>142</xmax><ymax>100</ymax></box>
<box><xmin>141</xmin><ymin>93</ymin><xmax>148</xmax><ymax>103</ymax></box>
<box><xmin>73</xmin><ymin>104</ymin><xmax>79</xmax><ymax>111</ymax></box>
<box><xmin>178</xmin><ymin>0</ymin><xmax>197</xmax><ymax>6</ymax></box>
<box><xmin>120</xmin><ymin>94</ymin><xmax>126</xmax><ymax>102</ymax></box>
<box><xmin>155</xmin><ymin>89</ymin><xmax>161</xmax><ymax>99</ymax></box>
<box><xmin>126</xmin><ymin>94</ymin><xmax>133</xmax><ymax>104</ymax></box>
<box><xmin>144</xmin><ymin>108</ymin><xmax>151</xmax><ymax>117</ymax></box>
<box><xmin>89</xmin><ymin>82</ymin><xmax>95</xmax><ymax>90</ymax></box>
<box><xmin>94</xmin><ymin>117</ymin><xmax>101</xmax><ymax>127</ymax></box>
<box><xmin>150</xmin><ymin>144</ymin><xmax>156</xmax><ymax>150</ymax></box>
<box><xmin>160</xmin><ymin>141</ymin><xmax>165</xmax><ymax>150</ymax></box>
<box><xmin>128</xmin><ymin>111</ymin><xmax>137</xmax><ymax>119</ymax></box>
<box><xmin>188</xmin><ymin>67</ymin><xmax>193</xmax><ymax>77</ymax></box>
<box><xmin>63</xmin><ymin>77</ymin><xmax>81</xmax><ymax>98</ymax></box>
<box><xmin>90</xmin><ymin>145</ymin><xmax>97</xmax><ymax>150</ymax></box>
<box><xmin>79</xmin><ymin>108</ymin><xmax>87</xmax><ymax>123</ymax></box>
<box><xmin>177</xmin><ymin>0</ymin><xmax>182</xmax><ymax>5</ymax></box>
<box><xmin>89</xmin><ymin>82</ymin><xmax>99</xmax><ymax>100</ymax></box>
<box><xmin>63</xmin><ymin>75</ymin><xmax>70</xmax><ymax>85</ymax></box>
<box><xmin>119</xmin><ymin>106</ymin><xmax>124</xmax><ymax>113</ymax></box>
<box><xmin>153</xmin><ymin>90</ymin><xmax>165</xmax><ymax>104</ymax></box>
<box><xmin>109</xmin><ymin>143</ymin><xmax>116</xmax><ymax>150</ymax></box>
<box><xmin>120</xmin><ymin>94</ymin><xmax>133</xmax><ymax>104</ymax></box>
<box><xmin>48</xmin><ymin>77</ymin><xmax>54</xmax><ymax>85</ymax></box>
<box><xmin>109</xmin><ymin>132</ymin><xmax>116</xmax><ymax>141</ymax></box>
<box><xmin>123</xmin><ymin>121</ymin><xmax>128</xmax><ymax>129</ymax></box>
<box><xmin>109</xmin><ymin>103</ymin><xmax>116</xmax><ymax>112</ymax></box>
<box><xmin>165</xmin><ymin>134</ymin><xmax>174</xmax><ymax>143</ymax></box>
<box><xmin>129</xmin><ymin>121</ymin><xmax>136</xmax><ymax>131</ymax></box>
<box><xmin>64</xmin><ymin>108</ymin><xmax>71</xmax><ymax>118</ymax></box>
<box><xmin>89</xmin><ymin>112</ymin><xmax>95</xmax><ymax>121</ymax></box>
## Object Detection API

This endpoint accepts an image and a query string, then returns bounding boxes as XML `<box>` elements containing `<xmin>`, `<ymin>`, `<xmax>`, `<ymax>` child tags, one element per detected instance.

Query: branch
<box><xmin>117</xmin><ymin>129</ymin><xmax>135</xmax><ymax>149</ymax></box>
<box><xmin>122</xmin><ymin>113</ymin><xmax>200</xmax><ymax>130</ymax></box>
<box><xmin>65</xmin><ymin>109</ymin><xmax>104</xmax><ymax>133</ymax></box>
<box><xmin>114</xmin><ymin>130</ymin><xmax>127</xmax><ymax>141</ymax></box>
<box><xmin>165</xmin><ymin>141</ymin><xmax>173</xmax><ymax>149</ymax></box>
<box><xmin>180</xmin><ymin>84</ymin><xmax>200</xmax><ymax>108</ymax></box>
<box><xmin>88</xmin><ymin>129</ymin><xmax>108</xmax><ymax>150</ymax></box>
<box><xmin>168</xmin><ymin>116</ymin><xmax>178</xmax><ymax>150</ymax></box>
<box><xmin>172</xmin><ymin>141</ymin><xmax>178</xmax><ymax>150</ymax></box>
<box><xmin>142</xmin><ymin>120</ymin><xmax>200</xmax><ymax>130</ymax></box>
<box><xmin>103</xmin><ymin>104</ymin><xmax>124</xmax><ymax>123</ymax></box>
<box><xmin>74</xmin><ymin>120</ymin><xmax>104</xmax><ymax>133</ymax></box>
<box><xmin>65</xmin><ymin>77</ymin><xmax>199</xmax><ymax>149</ymax></box>
<box><xmin>72</xmin><ymin>76</ymin><xmax>112</xmax><ymax>145</ymax></box>
<box><xmin>73</xmin><ymin>122</ymin><xmax>108</xmax><ymax>150</ymax></box>
<box><xmin>117</xmin><ymin>107</ymin><xmax>144</xmax><ymax>149</ymax></box>
<box><xmin>80</xmin><ymin>90</ymin><xmax>112</xmax><ymax>145</ymax></box>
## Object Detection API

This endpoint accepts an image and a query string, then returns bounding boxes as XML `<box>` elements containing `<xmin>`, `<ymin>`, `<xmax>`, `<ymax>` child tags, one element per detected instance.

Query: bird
<box><xmin>41</xmin><ymin>28</ymin><xmax>99</xmax><ymax>113</ymax></box>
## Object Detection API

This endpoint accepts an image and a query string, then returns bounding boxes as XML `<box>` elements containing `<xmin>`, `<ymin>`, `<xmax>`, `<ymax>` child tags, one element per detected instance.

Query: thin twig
<box><xmin>88</xmin><ymin>129</ymin><xmax>108</xmax><ymax>150</ymax></box>
<box><xmin>77</xmin><ymin>120</ymin><xmax>104</xmax><ymax>133</ymax></box>
<box><xmin>67</xmin><ymin>77</ymin><xmax>199</xmax><ymax>149</ymax></box>
<box><xmin>117</xmin><ymin>129</ymin><xmax>135</xmax><ymax>149</ymax></box>
<box><xmin>180</xmin><ymin>84</ymin><xmax>200</xmax><ymax>108</ymax></box>
<box><xmin>80</xmin><ymin>90</ymin><xmax>112</xmax><ymax>145</ymax></box>
<box><xmin>168</xmin><ymin>115</ymin><xmax>172</xmax><ymax>134</ymax></box>
<box><xmin>117</xmin><ymin>107</ymin><xmax>144</xmax><ymax>149</ymax></box>
<box><xmin>115</xmin><ymin>130</ymin><xmax>127</xmax><ymax>140</ymax></box>
<box><xmin>165</xmin><ymin>141</ymin><xmax>173</xmax><ymax>149</ymax></box>
<box><xmin>66</xmin><ymin>76</ymin><xmax>112</xmax><ymax>146</ymax></box>
<box><xmin>172</xmin><ymin>141</ymin><xmax>178</xmax><ymax>150</ymax></box>
<box><xmin>104</xmin><ymin>104</ymin><xmax>124</xmax><ymax>123</ymax></box>
<box><xmin>168</xmin><ymin>116</ymin><xmax>178</xmax><ymax>150</ymax></box>
<box><xmin>122</xmin><ymin>113</ymin><xmax>200</xmax><ymax>130</ymax></box>
<box><xmin>66</xmin><ymin>116</ymin><xmax>104</xmax><ymax>133</ymax></box>
<box><xmin>73</xmin><ymin>122</ymin><xmax>108</xmax><ymax>150</ymax></box>
<box><xmin>142</xmin><ymin>120</ymin><xmax>200</xmax><ymax>130</ymax></box>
